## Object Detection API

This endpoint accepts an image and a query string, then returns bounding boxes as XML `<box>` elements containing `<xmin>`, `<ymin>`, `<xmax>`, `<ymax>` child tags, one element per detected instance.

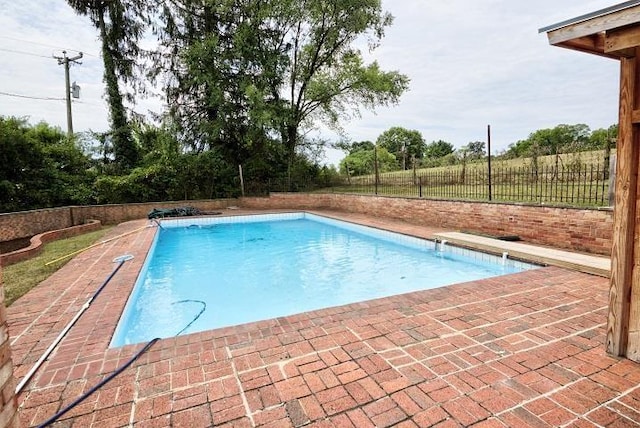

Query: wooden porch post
<box><xmin>531</xmin><ymin>1</ymin><xmax>640</xmax><ymax>360</ymax></box>
<box><xmin>607</xmin><ymin>51</ymin><xmax>640</xmax><ymax>357</ymax></box>
<box><xmin>626</xmin><ymin>47</ymin><xmax>640</xmax><ymax>359</ymax></box>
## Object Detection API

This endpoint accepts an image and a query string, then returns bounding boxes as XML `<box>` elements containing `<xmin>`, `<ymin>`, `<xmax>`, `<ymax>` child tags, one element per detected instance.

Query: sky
<box><xmin>0</xmin><ymin>0</ymin><xmax>622</xmax><ymax>166</ymax></box>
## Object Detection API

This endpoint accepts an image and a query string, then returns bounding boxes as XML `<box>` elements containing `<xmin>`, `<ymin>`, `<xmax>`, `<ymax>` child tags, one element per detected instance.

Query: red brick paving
<box><xmin>6</xmin><ymin>210</ymin><xmax>640</xmax><ymax>427</ymax></box>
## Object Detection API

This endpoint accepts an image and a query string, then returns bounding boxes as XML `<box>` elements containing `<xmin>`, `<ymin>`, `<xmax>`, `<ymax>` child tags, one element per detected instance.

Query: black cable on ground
<box><xmin>37</xmin><ymin>338</ymin><xmax>160</xmax><ymax>428</ymax></box>
<box><xmin>36</xmin><ymin>299</ymin><xmax>206</xmax><ymax>426</ymax></box>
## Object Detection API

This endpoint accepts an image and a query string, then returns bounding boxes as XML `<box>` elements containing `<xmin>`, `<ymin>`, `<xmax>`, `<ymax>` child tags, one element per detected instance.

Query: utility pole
<box><xmin>53</xmin><ymin>51</ymin><xmax>83</xmax><ymax>137</ymax></box>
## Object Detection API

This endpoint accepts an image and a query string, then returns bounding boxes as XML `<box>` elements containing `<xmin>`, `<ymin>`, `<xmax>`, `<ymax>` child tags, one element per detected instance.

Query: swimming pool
<box><xmin>110</xmin><ymin>213</ymin><xmax>537</xmax><ymax>346</ymax></box>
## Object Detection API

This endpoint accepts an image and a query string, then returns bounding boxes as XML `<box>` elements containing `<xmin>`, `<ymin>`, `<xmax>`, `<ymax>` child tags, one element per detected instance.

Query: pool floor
<box><xmin>7</xmin><ymin>209</ymin><xmax>640</xmax><ymax>427</ymax></box>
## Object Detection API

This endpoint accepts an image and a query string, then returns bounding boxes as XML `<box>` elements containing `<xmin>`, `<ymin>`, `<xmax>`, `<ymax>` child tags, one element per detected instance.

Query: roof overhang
<box><xmin>539</xmin><ymin>1</ymin><xmax>640</xmax><ymax>60</ymax></box>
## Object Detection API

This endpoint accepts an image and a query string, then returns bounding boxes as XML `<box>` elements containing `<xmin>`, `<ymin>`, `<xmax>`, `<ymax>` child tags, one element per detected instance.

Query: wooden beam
<box><xmin>607</xmin><ymin>51</ymin><xmax>639</xmax><ymax>357</ymax></box>
<box><xmin>632</xmin><ymin>109</ymin><xmax>640</xmax><ymax>124</ymax></box>
<box><xmin>554</xmin><ymin>33</ymin><xmax>622</xmax><ymax>59</ymax></box>
<box><xmin>555</xmin><ymin>43</ymin><xmax>620</xmax><ymax>59</ymax></box>
<box><xmin>605</xmin><ymin>25</ymin><xmax>640</xmax><ymax>56</ymax></box>
<box><xmin>567</xmin><ymin>33</ymin><xmax>606</xmax><ymax>52</ymax></box>
<box><xmin>548</xmin><ymin>5</ymin><xmax>640</xmax><ymax>46</ymax></box>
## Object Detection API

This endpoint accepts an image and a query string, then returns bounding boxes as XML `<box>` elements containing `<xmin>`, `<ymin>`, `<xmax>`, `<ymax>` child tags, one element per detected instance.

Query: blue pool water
<box><xmin>111</xmin><ymin>213</ymin><xmax>536</xmax><ymax>346</ymax></box>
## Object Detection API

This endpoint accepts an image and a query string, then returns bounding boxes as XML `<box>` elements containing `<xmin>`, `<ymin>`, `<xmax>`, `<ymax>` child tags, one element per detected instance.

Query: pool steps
<box><xmin>433</xmin><ymin>232</ymin><xmax>609</xmax><ymax>278</ymax></box>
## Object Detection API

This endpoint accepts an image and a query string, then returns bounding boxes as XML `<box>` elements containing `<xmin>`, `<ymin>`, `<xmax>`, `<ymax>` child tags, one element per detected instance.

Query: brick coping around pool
<box><xmin>7</xmin><ymin>209</ymin><xmax>640</xmax><ymax>427</ymax></box>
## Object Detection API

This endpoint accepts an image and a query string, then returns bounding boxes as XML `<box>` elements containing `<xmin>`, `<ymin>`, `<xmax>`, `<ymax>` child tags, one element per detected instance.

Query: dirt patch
<box><xmin>0</xmin><ymin>237</ymin><xmax>31</xmax><ymax>254</ymax></box>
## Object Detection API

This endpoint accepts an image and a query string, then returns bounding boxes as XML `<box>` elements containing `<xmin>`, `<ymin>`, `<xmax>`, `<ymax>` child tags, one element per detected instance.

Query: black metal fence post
<box><xmin>487</xmin><ymin>124</ymin><xmax>492</xmax><ymax>201</ymax></box>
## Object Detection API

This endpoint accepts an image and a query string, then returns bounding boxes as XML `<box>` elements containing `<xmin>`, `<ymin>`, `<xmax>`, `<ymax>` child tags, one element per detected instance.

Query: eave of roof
<box><xmin>539</xmin><ymin>0</ymin><xmax>640</xmax><ymax>34</ymax></box>
<box><xmin>540</xmin><ymin>1</ymin><xmax>640</xmax><ymax>59</ymax></box>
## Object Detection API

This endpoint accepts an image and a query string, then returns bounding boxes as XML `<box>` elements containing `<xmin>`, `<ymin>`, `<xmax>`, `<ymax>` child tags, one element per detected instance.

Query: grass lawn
<box><xmin>2</xmin><ymin>227</ymin><xmax>113</xmax><ymax>306</ymax></box>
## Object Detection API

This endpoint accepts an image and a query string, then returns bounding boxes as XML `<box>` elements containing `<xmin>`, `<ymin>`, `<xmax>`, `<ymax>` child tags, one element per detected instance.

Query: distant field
<box><xmin>379</xmin><ymin>149</ymin><xmax>612</xmax><ymax>177</ymax></box>
<box><xmin>329</xmin><ymin>150</ymin><xmax>612</xmax><ymax>207</ymax></box>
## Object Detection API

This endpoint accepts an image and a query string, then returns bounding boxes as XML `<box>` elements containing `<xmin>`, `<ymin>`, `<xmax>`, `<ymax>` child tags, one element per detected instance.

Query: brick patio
<box><xmin>7</xmin><ymin>210</ymin><xmax>640</xmax><ymax>427</ymax></box>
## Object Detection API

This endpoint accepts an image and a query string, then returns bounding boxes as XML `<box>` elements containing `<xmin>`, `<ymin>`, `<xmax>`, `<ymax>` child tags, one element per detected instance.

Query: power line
<box><xmin>0</xmin><ymin>91</ymin><xmax>65</xmax><ymax>101</ymax></box>
<box><xmin>0</xmin><ymin>35</ymin><xmax>98</xmax><ymax>57</ymax></box>
<box><xmin>73</xmin><ymin>100</ymin><xmax>105</xmax><ymax>107</ymax></box>
<box><xmin>0</xmin><ymin>47</ymin><xmax>51</xmax><ymax>59</ymax></box>
<box><xmin>0</xmin><ymin>91</ymin><xmax>103</xmax><ymax>106</ymax></box>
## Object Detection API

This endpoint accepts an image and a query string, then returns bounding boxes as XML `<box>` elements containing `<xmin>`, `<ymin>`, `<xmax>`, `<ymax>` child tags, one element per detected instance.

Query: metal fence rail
<box><xmin>255</xmin><ymin>160</ymin><xmax>612</xmax><ymax>207</ymax></box>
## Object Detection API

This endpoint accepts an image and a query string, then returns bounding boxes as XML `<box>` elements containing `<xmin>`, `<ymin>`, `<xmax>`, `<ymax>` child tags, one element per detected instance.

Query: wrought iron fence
<box><xmin>250</xmin><ymin>160</ymin><xmax>612</xmax><ymax>207</ymax></box>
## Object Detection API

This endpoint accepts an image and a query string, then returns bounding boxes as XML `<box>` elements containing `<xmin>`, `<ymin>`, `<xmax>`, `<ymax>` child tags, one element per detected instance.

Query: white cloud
<box><xmin>0</xmin><ymin>0</ymin><xmax>621</xmax><ymax>166</ymax></box>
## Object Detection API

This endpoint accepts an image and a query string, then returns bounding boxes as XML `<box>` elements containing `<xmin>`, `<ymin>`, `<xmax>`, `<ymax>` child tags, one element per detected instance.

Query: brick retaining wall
<box><xmin>0</xmin><ymin>207</ymin><xmax>72</xmax><ymax>242</ymax></box>
<box><xmin>241</xmin><ymin>194</ymin><xmax>613</xmax><ymax>255</ymax></box>
<box><xmin>0</xmin><ymin>267</ymin><xmax>18</xmax><ymax>427</ymax></box>
<box><xmin>70</xmin><ymin>199</ymin><xmax>237</xmax><ymax>225</ymax></box>
<box><xmin>0</xmin><ymin>200</ymin><xmax>237</xmax><ymax>242</ymax></box>
<box><xmin>0</xmin><ymin>195</ymin><xmax>613</xmax><ymax>256</ymax></box>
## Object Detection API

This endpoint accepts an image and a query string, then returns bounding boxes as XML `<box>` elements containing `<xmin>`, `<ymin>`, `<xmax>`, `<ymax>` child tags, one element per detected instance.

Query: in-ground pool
<box><xmin>111</xmin><ymin>213</ymin><xmax>537</xmax><ymax>346</ymax></box>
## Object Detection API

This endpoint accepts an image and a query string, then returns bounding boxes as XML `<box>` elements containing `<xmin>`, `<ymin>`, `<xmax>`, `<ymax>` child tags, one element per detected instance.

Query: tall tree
<box><xmin>376</xmin><ymin>127</ymin><xmax>425</xmax><ymax>170</ymax></box>
<box><xmin>154</xmin><ymin>0</ymin><xmax>409</xmax><ymax>172</ymax></box>
<box><xmin>66</xmin><ymin>0</ymin><xmax>145</xmax><ymax>171</ymax></box>
<box><xmin>281</xmin><ymin>0</ymin><xmax>409</xmax><ymax>165</ymax></box>
<box><xmin>334</xmin><ymin>140</ymin><xmax>375</xmax><ymax>155</ymax></box>
<box><xmin>350</xmin><ymin>141</ymin><xmax>376</xmax><ymax>154</ymax></box>
<box><xmin>152</xmin><ymin>0</ymin><xmax>290</xmax><ymax>167</ymax></box>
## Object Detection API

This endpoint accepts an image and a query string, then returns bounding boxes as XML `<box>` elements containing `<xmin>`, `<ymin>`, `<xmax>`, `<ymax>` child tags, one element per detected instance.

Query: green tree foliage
<box><xmin>94</xmin><ymin>122</ymin><xmax>239</xmax><ymax>203</ymax></box>
<box><xmin>424</xmin><ymin>140</ymin><xmax>454</xmax><ymax>159</ymax></box>
<box><xmin>152</xmin><ymin>0</ymin><xmax>289</xmax><ymax>169</ymax></box>
<box><xmin>349</xmin><ymin>141</ymin><xmax>376</xmax><ymax>154</ymax></box>
<box><xmin>339</xmin><ymin>146</ymin><xmax>395</xmax><ymax>176</ymax></box>
<box><xmin>459</xmin><ymin>141</ymin><xmax>486</xmax><ymax>160</ymax></box>
<box><xmin>94</xmin><ymin>150</ymin><xmax>237</xmax><ymax>203</ymax></box>
<box><xmin>334</xmin><ymin>140</ymin><xmax>375</xmax><ymax>155</ymax></box>
<box><xmin>455</xmin><ymin>141</ymin><xmax>486</xmax><ymax>182</ymax></box>
<box><xmin>504</xmin><ymin>124</ymin><xmax>593</xmax><ymax>158</ymax></box>
<box><xmin>376</xmin><ymin>127</ymin><xmax>425</xmax><ymax>169</ymax></box>
<box><xmin>588</xmin><ymin>124</ymin><xmax>618</xmax><ymax>150</ymax></box>
<box><xmin>0</xmin><ymin>117</ymin><xmax>94</xmax><ymax>212</ymax></box>
<box><xmin>78</xmin><ymin>131</ymin><xmax>114</xmax><ymax>173</ymax></box>
<box><xmin>66</xmin><ymin>0</ymin><xmax>145</xmax><ymax>171</ymax></box>
<box><xmin>154</xmin><ymin>0</ymin><xmax>408</xmax><ymax>170</ymax></box>
<box><xmin>281</xmin><ymin>0</ymin><xmax>409</xmax><ymax>163</ymax></box>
